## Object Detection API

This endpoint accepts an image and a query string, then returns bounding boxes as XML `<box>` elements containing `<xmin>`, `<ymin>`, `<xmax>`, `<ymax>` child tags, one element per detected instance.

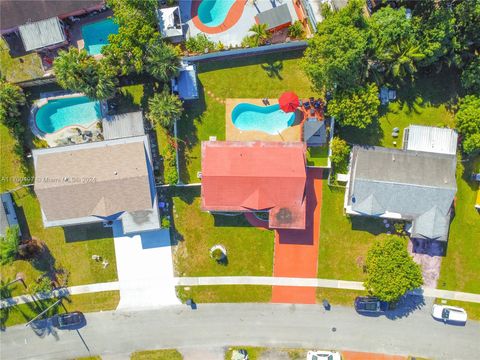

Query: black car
<box><xmin>52</xmin><ymin>312</ymin><xmax>85</xmax><ymax>329</ymax></box>
<box><xmin>354</xmin><ymin>296</ymin><xmax>389</xmax><ymax>314</ymax></box>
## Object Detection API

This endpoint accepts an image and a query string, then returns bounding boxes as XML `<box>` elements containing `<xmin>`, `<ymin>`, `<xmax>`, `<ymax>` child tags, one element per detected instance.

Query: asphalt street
<box><xmin>1</xmin><ymin>301</ymin><xmax>479</xmax><ymax>360</ymax></box>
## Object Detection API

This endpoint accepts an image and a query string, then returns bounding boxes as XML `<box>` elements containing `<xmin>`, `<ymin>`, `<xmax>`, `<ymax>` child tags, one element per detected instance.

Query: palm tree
<box><xmin>146</xmin><ymin>41</ymin><xmax>180</xmax><ymax>82</ymax></box>
<box><xmin>381</xmin><ymin>42</ymin><xmax>426</xmax><ymax>79</ymax></box>
<box><xmin>148</xmin><ymin>86</ymin><xmax>183</xmax><ymax>130</ymax></box>
<box><xmin>249</xmin><ymin>23</ymin><xmax>269</xmax><ymax>46</ymax></box>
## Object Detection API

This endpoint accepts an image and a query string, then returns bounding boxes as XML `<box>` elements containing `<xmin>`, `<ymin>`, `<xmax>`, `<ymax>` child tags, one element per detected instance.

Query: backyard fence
<box><xmin>15</xmin><ymin>75</ymin><xmax>56</xmax><ymax>88</ymax></box>
<box><xmin>182</xmin><ymin>41</ymin><xmax>308</xmax><ymax>63</ymax></box>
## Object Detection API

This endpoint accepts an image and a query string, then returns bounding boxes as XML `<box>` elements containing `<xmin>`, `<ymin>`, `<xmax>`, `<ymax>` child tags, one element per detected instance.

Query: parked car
<box><xmin>51</xmin><ymin>312</ymin><xmax>85</xmax><ymax>329</ymax></box>
<box><xmin>432</xmin><ymin>304</ymin><xmax>467</xmax><ymax>324</ymax></box>
<box><xmin>354</xmin><ymin>296</ymin><xmax>389</xmax><ymax>314</ymax></box>
<box><xmin>307</xmin><ymin>350</ymin><xmax>341</xmax><ymax>360</ymax></box>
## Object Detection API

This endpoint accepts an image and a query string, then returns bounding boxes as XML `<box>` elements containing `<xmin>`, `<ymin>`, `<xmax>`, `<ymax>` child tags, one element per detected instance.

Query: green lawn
<box><xmin>0</xmin><ymin>38</ymin><xmax>44</xmax><ymax>83</ymax></box>
<box><xmin>315</xmin><ymin>288</ymin><xmax>366</xmax><ymax>306</ymax></box>
<box><xmin>438</xmin><ymin>157</ymin><xmax>480</xmax><ymax>294</ymax></box>
<box><xmin>225</xmin><ymin>347</ymin><xmax>266</xmax><ymax>360</ymax></box>
<box><xmin>131</xmin><ymin>349</ymin><xmax>183</xmax><ymax>360</ymax></box>
<box><xmin>318</xmin><ymin>183</ymin><xmax>406</xmax><ymax>280</ymax></box>
<box><xmin>306</xmin><ymin>146</ymin><xmax>329</xmax><ymax>167</ymax></box>
<box><xmin>0</xmin><ymin>123</ymin><xmax>23</xmax><ymax>192</ymax></box>
<box><xmin>171</xmin><ymin>187</ymin><xmax>274</xmax><ymax>277</ymax></box>
<box><xmin>178</xmin><ymin>51</ymin><xmax>319</xmax><ymax>183</ymax></box>
<box><xmin>2</xmin><ymin>290</ymin><xmax>119</xmax><ymax>328</ymax></box>
<box><xmin>340</xmin><ymin>69</ymin><xmax>459</xmax><ymax>148</ymax></box>
<box><xmin>176</xmin><ymin>285</ymin><xmax>272</xmax><ymax>303</ymax></box>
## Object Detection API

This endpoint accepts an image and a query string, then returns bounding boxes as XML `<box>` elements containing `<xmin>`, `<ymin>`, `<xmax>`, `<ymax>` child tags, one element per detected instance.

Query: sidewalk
<box><xmin>2</xmin><ymin>276</ymin><xmax>480</xmax><ymax>309</ymax></box>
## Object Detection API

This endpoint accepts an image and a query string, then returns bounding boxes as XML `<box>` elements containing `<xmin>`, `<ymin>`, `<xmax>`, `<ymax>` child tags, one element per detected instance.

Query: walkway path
<box><xmin>112</xmin><ymin>222</ymin><xmax>180</xmax><ymax>309</ymax></box>
<box><xmin>272</xmin><ymin>168</ymin><xmax>323</xmax><ymax>304</ymax></box>
<box><xmin>3</xmin><ymin>276</ymin><xmax>480</xmax><ymax>309</ymax></box>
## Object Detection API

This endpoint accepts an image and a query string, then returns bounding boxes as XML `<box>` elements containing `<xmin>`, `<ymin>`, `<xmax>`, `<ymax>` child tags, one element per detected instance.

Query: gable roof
<box><xmin>19</xmin><ymin>17</ymin><xmax>66</xmax><ymax>51</ymax></box>
<box><xmin>404</xmin><ymin>125</ymin><xmax>458</xmax><ymax>155</ymax></box>
<box><xmin>303</xmin><ymin>119</ymin><xmax>326</xmax><ymax>146</ymax></box>
<box><xmin>255</xmin><ymin>4</ymin><xmax>292</xmax><ymax>30</ymax></box>
<box><xmin>32</xmin><ymin>136</ymin><xmax>154</xmax><ymax>224</ymax></box>
<box><xmin>411</xmin><ymin>206</ymin><xmax>451</xmax><ymax>242</ymax></box>
<box><xmin>1</xmin><ymin>0</ymin><xmax>103</xmax><ymax>31</ymax></box>
<box><xmin>347</xmin><ymin>146</ymin><xmax>457</xmax><ymax>241</ymax></box>
<box><xmin>201</xmin><ymin>141</ymin><xmax>307</xmax><ymax>229</ymax></box>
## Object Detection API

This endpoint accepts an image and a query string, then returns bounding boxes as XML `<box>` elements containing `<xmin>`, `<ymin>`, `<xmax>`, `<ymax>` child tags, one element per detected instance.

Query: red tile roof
<box><xmin>201</xmin><ymin>141</ymin><xmax>307</xmax><ymax>229</ymax></box>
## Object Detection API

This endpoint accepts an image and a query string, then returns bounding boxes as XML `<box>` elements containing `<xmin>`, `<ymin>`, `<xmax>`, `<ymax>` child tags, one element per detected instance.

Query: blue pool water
<box><xmin>198</xmin><ymin>0</ymin><xmax>236</xmax><ymax>27</ymax></box>
<box><xmin>232</xmin><ymin>103</ymin><xmax>295</xmax><ymax>135</ymax></box>
<box><xmin>36</xmin><ymin>96</ymin><xmax>102</xmax><ymax>134</ymax></box>
<box><xmin>81</xmin><ymin>19</ymin><xmax>119</xmax><ymax>55</ymax></box>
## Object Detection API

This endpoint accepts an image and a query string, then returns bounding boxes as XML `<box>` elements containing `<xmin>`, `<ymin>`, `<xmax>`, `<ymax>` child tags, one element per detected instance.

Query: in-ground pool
<box><xmin>35</xmin><ymin>96</ymin><xmax>102</xmax><ymax>134</ymax></box>
<box><xmin>81</xmin><ymin>18</ymin><xmax>119</xmax><ymax>55</ymax></box>
<box><xmin>197</xmin><ymin>0</ymin><xmax>236</xmax><ymax>27</ymax></box>
<box><xmin>232</xmin><ymin>103</ymin><xmax>295</xmax><ymax>135</ymax></box>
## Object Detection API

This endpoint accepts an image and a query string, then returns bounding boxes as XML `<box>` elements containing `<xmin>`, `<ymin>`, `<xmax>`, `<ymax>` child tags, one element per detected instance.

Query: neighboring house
<box><xmin>18</xmin><ymin>17</ymin><xmax>68</xmax><ymax>52</ymax></box>
<box><xmin>344</xmin><ymin>146</ymin><xmax>457</xmax><ymax>242</ymax></box>
<box><xmin>0</xmin><ymin>192</ymin><xmax>21</xmax><ymax>238</ymax></box>
<box><xmin>255</xmin><ymin>4</ymin><xmax>294</xmax><ymax>32</ymax></box>
<box><xmin>1</xmin><ymin>0</ymin><xmax>104</xmax><ymax>34</ymax></box>
<box><xmin>156</xmin><ymin>6</ymin><xmax>184</xmax><ymax>43</ymax></box>
<box><xmin>171</xmin><ymin>63</ymin><xmax>199</xmax><ymax>101</ymax></box>
<box><xmin>403</xmin><ymin>125</ymin><xmax>458</xmax><ymax>155</ymax></box>
<box><xmin>32</xmin><ymin>135</ymin><xmax>160</xmax><ymax>234</ymax></box>
<box><xmin>201</xmin><ymin>141</ymin><xmax>307</xmax><ymax>230</ymax></box>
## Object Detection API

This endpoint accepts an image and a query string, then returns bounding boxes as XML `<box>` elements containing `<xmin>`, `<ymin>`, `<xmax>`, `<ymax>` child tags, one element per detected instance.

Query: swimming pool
<box><xmin>35</xmin><ymin>96</ymin><xmax>102</xmax><ymax>134</ymax></box>
<box><xmin>232</xmin><ymin>103</ymin><xmax>295</xmax><ymax>135</ymax></box>
<box><xmin>197</xmin><ymin>0</ymin><xmax>236</xmax><ymax>27</ymax></box>
<box><xmin>81</xmin><ymin>18</ymin><xmax>119</xmax><ymax>55</ymax></box>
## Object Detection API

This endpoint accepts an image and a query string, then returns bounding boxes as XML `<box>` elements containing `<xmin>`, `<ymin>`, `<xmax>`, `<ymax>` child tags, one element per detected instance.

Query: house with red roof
<box><xmin>201</xmin><ymin>141</ymin><xmax>307</xmax><ymax>230</ymax></box>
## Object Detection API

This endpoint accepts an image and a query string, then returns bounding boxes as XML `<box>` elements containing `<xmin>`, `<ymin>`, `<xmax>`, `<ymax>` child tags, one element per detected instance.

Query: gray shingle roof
<box><xmin>348</xmin><ymin>146</ymin><xmax>457</xmax><ymax>241</ymax></box>
<box><xmin>255</xmin><ymin>4</ymin><xmax>292</xmax><ymax>30</ymax></box>
<box><xmin>304</xmin><ymin>120</ymin><xmax>326</xmax><ymax>146</ymax></box>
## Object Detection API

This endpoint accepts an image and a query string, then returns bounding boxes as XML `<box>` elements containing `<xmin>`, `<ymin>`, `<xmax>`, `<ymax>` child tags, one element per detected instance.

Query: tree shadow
<box><xmin>385</xmin><ymin>294</ymin><xmax>426</xmax><ymax>320</ymax></box>
<box><xmin>12</xmin><ymin>198</ymin><xmax>32</xmax><ymax>241</ymax></box>
<box><xmin>338</xmin><ymin>117</ymin><xmax>384</xmax><ymax>147</ymax></box>
<box><xmin>30</xmin><ymin>242</ymin><xmax>56</xmax><ymax>273</ymax></box>
<box><xmin>63</xmin><ymin>223</ymin><xmax>113</xmax><ymax>243</ymax></box>
<box><xmin>261</xmin><ymin>60</ymin><xmax>284</xmax><ymax>80</ymax></box>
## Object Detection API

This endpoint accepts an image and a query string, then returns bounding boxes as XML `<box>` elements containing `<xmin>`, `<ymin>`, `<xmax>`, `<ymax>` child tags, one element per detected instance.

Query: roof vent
<box><xmin>114</xmin><ymin>171</ymin><xmax>118</xmax><ymax>175</ymax></box>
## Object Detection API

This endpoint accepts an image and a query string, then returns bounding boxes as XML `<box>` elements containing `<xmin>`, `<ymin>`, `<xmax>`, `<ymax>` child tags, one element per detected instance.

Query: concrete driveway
<box><xmin>113</xmin><ymin>222</ymin><xmax>180</xmax><ymax>309</ymax></box>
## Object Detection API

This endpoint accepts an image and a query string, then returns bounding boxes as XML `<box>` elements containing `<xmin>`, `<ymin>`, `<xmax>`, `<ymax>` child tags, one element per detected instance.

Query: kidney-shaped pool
<box><xmin>35</xmin><ymin>96</ymin><xmax>102</xmax><ymax>134</ymax></box>
<box><xmin>232</xmin><ymin>103</ymin><xmax>295</xmax><ymax>135</ymax></box>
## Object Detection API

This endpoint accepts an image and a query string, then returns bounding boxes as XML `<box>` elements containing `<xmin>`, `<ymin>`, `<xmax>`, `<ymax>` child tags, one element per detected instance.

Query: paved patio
<box><xmin>113</xmin><ymin>222</ymin><xmax>180</xmax><ymax>310</ymax></box>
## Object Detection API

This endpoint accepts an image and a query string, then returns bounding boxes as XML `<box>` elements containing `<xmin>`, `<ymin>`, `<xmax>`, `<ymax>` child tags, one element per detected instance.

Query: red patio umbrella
<box><xmin>278</xmin><ymin>92</ymin><xmax>300</xmax><ymax>113</ymax></box>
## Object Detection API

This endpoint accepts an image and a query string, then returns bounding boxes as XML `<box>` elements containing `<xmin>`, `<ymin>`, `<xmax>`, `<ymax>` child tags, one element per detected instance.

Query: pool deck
<box><xmin>30</xmin><ymin>93</ymin><xmax>106</xmax><ymax>147</ymax></box>
<box><xmin>225</xmin><ymin>98</ymin><xmax>302</xmax><ymax>142</ymax></box>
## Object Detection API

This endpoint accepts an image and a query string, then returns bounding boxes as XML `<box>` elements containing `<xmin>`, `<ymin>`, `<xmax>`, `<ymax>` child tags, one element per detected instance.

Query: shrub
<box><xmin>241</xmin><ymin>35</ymin><xmax>258</xmax><ymax>48</ymax></box>
<box><xmin>185</xmin><ymin>34</ymin><xmax>215</xmax><ymax>53</ymax></box>
<box><xmin>162</xmin><ymin>140</ymin><xmax>178</xmax><ymax>184</ymax></box>
<box><xmin>148</xmin><ymin>87</ymin><xmax>183</xmax><ymax>130</ymax></box>
<box><xmin>288</xmin><ymin>21</ymin><xmax>305</xmax><ymax>39</ymax></box>
<box><xmin>161</xmin><ymin>217</ymin><xmax>171</xmax><ymax>228</ymax></box>
<box><xmin>330</xmin><ymin>137</ymin><xmax>351</xmax><ymax>171</ymax></box>
<box><xmin>29</xmin><ymin>276</ymin><xmax>52</xmax><ymax>296</ymax></box>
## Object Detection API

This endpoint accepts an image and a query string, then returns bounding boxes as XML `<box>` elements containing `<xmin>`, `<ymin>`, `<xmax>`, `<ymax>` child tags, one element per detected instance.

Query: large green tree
<box><xmin>365</xmin><ymin>237</ymin><xmax>423</xmax><ymax>302</ymax></box>
<box><xmin>148</xmin><ymin>87</ymin><xmax>183</xmax><ymax>130</ymax></box>
<box><xmin>327</xmin><ymin>83</ymin><xmax>380</xmax><ymax>129</ymax></box>
<box><xmin>249</xmin><ymin>23</ymin><xmax>269</xmax><ymax>46</ymax></box>
<box><xmin>103</xmin><ymin>0</ymin><xmax>159</xmax><ymax>75</ymax></box>
<box><xmin>461</xmin><ymin>56</ymin><xmax>480</xmax><ymax>95</ymax></box>
<box><xmin>145</xmin><ymin>41</ymin><xmax>180</xmax><ymax>82</ymax></box>
<box><xmin>0</xmin><ymin>79</ymin><xmax>25</xmax><ymax>129</ymax></box>
<box><xmin>452</xmin><ymin>0</ymin><xmax>480</xmax><ymax>67</ymax></box>
<box><xmin>302</xmin><ymin>0</ymin><xmax>369</xmax><ymax>92</ymax></box>
<box><xmin>53</xmin><ymin>48</ymin><xmax>117</xmax><ymax>100</ymax></box>
<box><xmin>455</xmin><ymin>95</ymin><xmax>480</xmax><ymax>154</ymax></box>
<box><xmin>380</xmin><ymin>40</ymin><xmax>426</xmax><ymax>80</ymax></box>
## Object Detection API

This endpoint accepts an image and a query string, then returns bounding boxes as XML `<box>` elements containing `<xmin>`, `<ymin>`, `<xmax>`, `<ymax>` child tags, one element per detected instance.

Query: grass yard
<box><xmin>225</xmin><ymin>347</ymin><xmax>266</xmax><ymax>360</ymax></box>
<box><xmin>176</xmin><ymin>285</ymin><xmax>272</xmax><ymax>303</ymax></box>
<box><xmin>131</xmin><ymin>349</ymin><xmax>183</xmax><ymax>360</ymax></box>
<box><xmin>0</xmin><ymin>38</ymin><xmax>44</xmax><ymax>83</ymax></box>
<box><xmin>178</xmin><ymin>51</ymin><xmax>319</xmax><ymax>183</ymax></box>
<box><xmin>438</xmin><ymin>157</ymin><xmax>480</xmax><ymax>294</ymax></box>
<box><xmin>170</xmin><ymin>187</ymin><xmax>274</xmax><ymax>277</ymax></box>
<box><xmin>2</xmin><ymin>291</ymin><xmax>119</xmax><ymax>328</ymax></box>
<box><xmin>306</xmin><ymin>146</ymin><xmax>329</xmax><ymax>167</ymax></box>
<box><xmin>340</xmin><ymin>69</ymin><xmax>459</xmax><ymax>148</ymax></box>
<box><xmin>315</xmin><ymin>288</ymin><xmax>366</xmax><ymax>306</ymax></box>
<box><xmin>0</xmin><ymin>123</ymin><xmax>24</xmax><ymax>192</ymax></box>
<box><xmin>318</xmin><ymin>183</ymin><xmax>406</xmax><ymax>280</ymax></box>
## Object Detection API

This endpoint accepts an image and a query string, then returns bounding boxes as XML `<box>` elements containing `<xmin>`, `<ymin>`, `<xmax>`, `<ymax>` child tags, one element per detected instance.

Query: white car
<box><xmin>307</xmin><ymin>350</ymin><xmax>341</xmax><ymax>360</ymax></box>
<box><xmin>432</xmin><ymin>304</ymin><xmax>468</xmax><ymax>323</ymax></box>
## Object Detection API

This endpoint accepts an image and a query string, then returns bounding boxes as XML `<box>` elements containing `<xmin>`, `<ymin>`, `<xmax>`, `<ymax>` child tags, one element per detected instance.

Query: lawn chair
<box><xmin>303</xmin><ymin>101</ymin><xmax>311</xmax><ymax>110</ymax></box>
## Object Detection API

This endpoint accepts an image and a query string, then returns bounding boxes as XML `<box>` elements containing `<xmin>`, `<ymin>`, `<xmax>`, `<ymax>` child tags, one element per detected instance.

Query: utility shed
<box><xmin>403</xmin><ymin>125</ymin><xmax>458</xmax><ymax>155</ymax></box>
<box><xmin>19</xmin><ymin>17</ymin><xmax>66</xmax><ymax>51</ymax></box>
<box><xmin>255</xmin><ymin>4</ymin><xmax>292</xmax><ymax>31</ymax></box>
<box><xmin>172</xmin><ymin>64</ymin><xmax>198</xmax><ymax>100</ymax></box>
<box><xmin>102</xmin><ymin>112</ymin><xmax>145</xmax><ymax>140</ymax></box>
